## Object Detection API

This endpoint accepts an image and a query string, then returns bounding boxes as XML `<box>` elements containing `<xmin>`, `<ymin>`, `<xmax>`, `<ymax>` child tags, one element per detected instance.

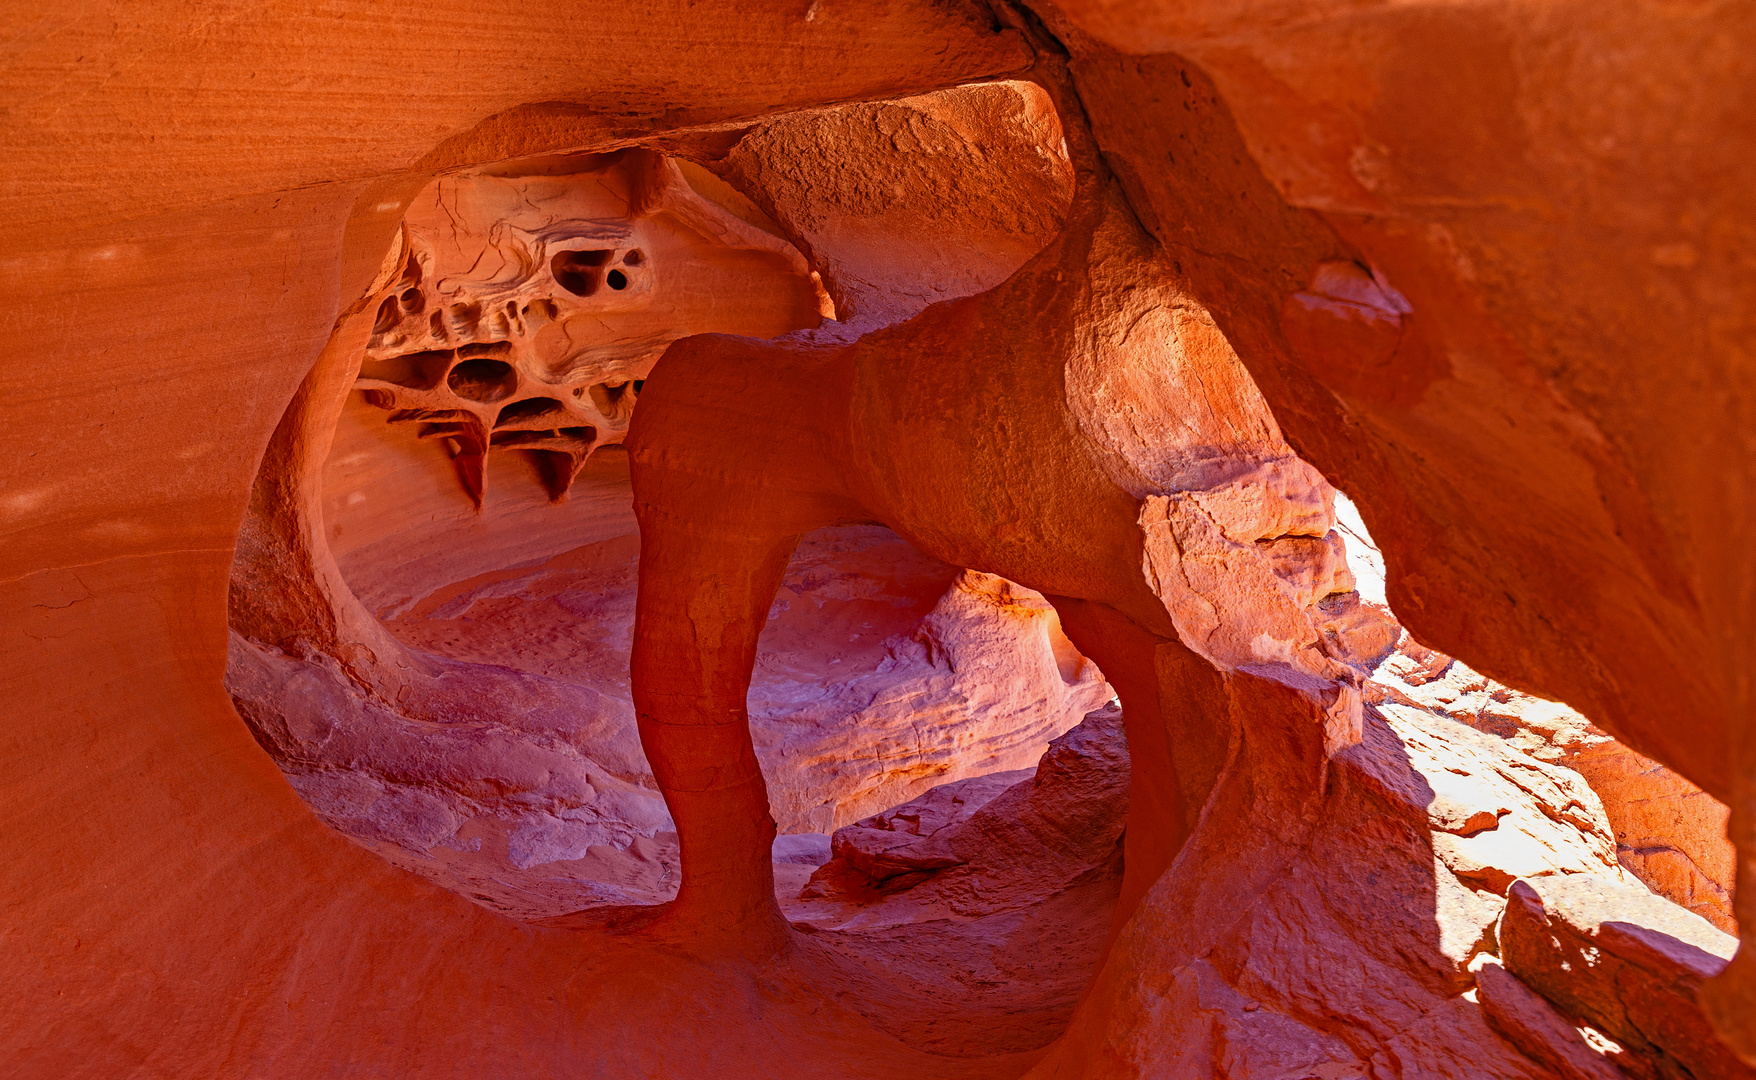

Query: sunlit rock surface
<box><xmin>1342</xmin><ymin>496</ymin><xmax>1738</xmax><ymax>934</ymax></box>
<box><xmin>1500</xmin><ymin>873</ymin><xmax>1751</xmax><ymax>1080</ymax></box>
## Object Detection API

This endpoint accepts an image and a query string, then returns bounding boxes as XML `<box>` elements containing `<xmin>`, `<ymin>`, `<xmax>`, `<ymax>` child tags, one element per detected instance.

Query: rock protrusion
<box><xmin>798</xmin><ymin>703</ymin><xmax>1128</xmax><ymax>920</ymax></box>
<box><xmin>1477</xmin><ymin>960</ymin><xmax>1631</xmax><ymax>1080</ymax></box>
<box><xmin>1498</xmin><ymin>872</ymin><xmax>1751</xmax><ymax>1079</ymax></box>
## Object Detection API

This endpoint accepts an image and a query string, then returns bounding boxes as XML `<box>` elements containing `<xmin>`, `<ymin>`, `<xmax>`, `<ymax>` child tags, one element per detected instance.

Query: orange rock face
<box><xmin>3</xmin><ymin>1</ymin><xmax>1752</xmax><ymax>1077</ymax></box>
<box><xmin>1500</xmin><ymin>874</ymin><xmax>1750</xmax><ymax>1080</ymax></box>
<box><xmin>1344</xmin><ymin>496</ymin><xmax>1739</xmax><ymax>934</ymax></box>
<box><xmin>1047</xmin><ymin>1</ymin><xmax>1756</xmax><ymax>1058</ymax></box>
<box><xmin>229</xmin><ymin>148</ymin><xmax>1112</xmax><ymax>918</ymax></box>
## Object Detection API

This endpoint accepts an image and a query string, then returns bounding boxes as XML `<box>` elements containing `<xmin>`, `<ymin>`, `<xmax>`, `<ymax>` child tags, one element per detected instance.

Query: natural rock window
<box><xmin>16</xmin><ymin>4</ymin><xmax>1756</xmax><ymax>1078</ymax></box>
<box><xmin>228</xmin><ymin>84</ymin><xmax>1100</xmax><ymax>932</ymax></box>
<box><xmin>217</xmin><ymin>61</ymin><xmax>1744</xmax><ymax>1079</ymax></box>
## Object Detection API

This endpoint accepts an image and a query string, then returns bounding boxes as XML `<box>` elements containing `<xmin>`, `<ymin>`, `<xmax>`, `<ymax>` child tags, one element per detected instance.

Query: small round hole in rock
<box><xmin>588</xmin><ymin>382</ymin><xmax>633</xmax><ymax>413</ymax></box>
<box><xmin>551</xmin><ymin>249</ymin><xmax>614</xmax><ymax>297</ymax></box>
<box><xmin>373</xmin><ymin>296</ymin><xmax>400</xmax><ymax>334</ymax></box>
<box><xmin>495</xmin><ymin>397</ymin><xmax>564</xmax><ymax>425</ymax></box>
<box><xmin>606</xmin><ymin>269</ymin><xmax>628</xmax><ymax>290</ymax></box>
<box><xmin>447</xmin><ymin>358</ymin><xmax>516</xmax><ymax>403</ymax></box>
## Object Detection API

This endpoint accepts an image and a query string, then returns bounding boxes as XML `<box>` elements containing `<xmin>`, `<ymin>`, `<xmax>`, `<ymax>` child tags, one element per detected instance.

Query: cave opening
<box><xmin>219</xmin><ymin>64</ymin><xmax>1741</xmax><ymax>1073</ymax></box>
<box><xmin>226</xmin><ymin>79</ymin><xmax>1143</xmax><ymax>1052</ymax></box>
<box><xmin>12</xmin><ymin>0</ymin><xmax>1756</xmax><ymax>1075</ymax></box>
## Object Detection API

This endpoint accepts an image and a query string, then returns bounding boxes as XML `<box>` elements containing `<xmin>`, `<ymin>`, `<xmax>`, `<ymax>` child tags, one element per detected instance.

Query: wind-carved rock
<box><xmin>223</xmin><ymin>150</ymin><xmax>830</xmax><ymax>916</ymax></box>
<box><xmin>1139</xmin><ymin>458</ymin><xmax>1392</xmax><ymax>756</ymax></box>
<box><xmin>354</xmin><ymin>150</ymin><xmax>821</xmax><ymax>505</ymax></box>
<box><xmin>621</xmin><ymin>62</ymin><xmax>1403</xmax><ymax>942</ymax></box>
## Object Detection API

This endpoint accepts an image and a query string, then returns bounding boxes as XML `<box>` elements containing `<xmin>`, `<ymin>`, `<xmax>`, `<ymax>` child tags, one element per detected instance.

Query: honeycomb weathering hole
<box><xmin>360</xmin><ymin>350</ymin><xmax>450</xmax><ymax>391</ymax></box>
<box><xmin>446</xmin><ymin>357</ymin><xmax>516</xmax><ymax>402</ymax></box>
<box><xmin>587</xmin><ymin>381</ymin><xmax>635</xmax><ymax>414</ymax></box>
<box><xmin>551</xmin><ymin>248</ymin><xmax>614</xmax><ymax>296</ymax></box>
<box><xmin>495</xmin><ymin>397</ymin><xmax>566</xmax><ymax>425</ymax></box>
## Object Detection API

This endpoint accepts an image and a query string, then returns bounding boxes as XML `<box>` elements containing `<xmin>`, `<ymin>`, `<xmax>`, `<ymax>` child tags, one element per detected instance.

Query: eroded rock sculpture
<box><xmin>7</xmin><ymin>1</ymin><xmax>1754</xmax><ymax>1076</ymax></box>
<box><xmin>620</xmin><ymin>52</ymin><xmax>1399</xmax><ymax>961</ymax></box>
<box><xmin>226</xmin><ymin>107</ymin><xmax>1111</xmax><ymax>919</ymax></box>
<box><xmin>1333</xmin><ymin>495</ymin><xmax>1741</xmax><ymax>935</ymax></box>
<box><xmin>354</xmin><ymin>151</ymin><xmax>824</xmax><ymax>504</ymax></box>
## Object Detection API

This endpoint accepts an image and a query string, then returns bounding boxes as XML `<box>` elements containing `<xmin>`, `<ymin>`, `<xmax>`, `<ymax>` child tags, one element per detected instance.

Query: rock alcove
<box><xmin>9</xmin><ymin>3</ymin><xmax>1754</xmax><ymax>1077</ymax></box>
<box><xmin>218</xmin><ymin>67</ymin><xmax>1744</xmax><ymax>1072</ymax></box>
<box><xmin>227</xmin><ymin>84</ymin><xmax>1145</xmax><ymax>1044</ymax></box>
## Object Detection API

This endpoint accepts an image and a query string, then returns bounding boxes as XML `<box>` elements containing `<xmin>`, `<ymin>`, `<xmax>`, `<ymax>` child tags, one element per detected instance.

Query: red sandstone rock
<box><xmin>354</xmin><ymin>152</ymin><xmax>822</xmax><ymax>504</ymax></box>
<box><xmin>1478</xmin><ymin>960</ymin><xmax>1632</xmax><ymax>1080</ymax></box>
<box><xmin>623</xmin><ymin>52</ymin><xmax>1396</xmax><ymax>952</ymax></box>
<box><xmin>1370</xmin><ymin>633</ymin><xmax>1739</xmax><ymax>934</ymax></box>
<box><xmin>780</xmin><ymin>706</ymin><xmax>1128</xmax><ymax>1056</ymax></box>
<box><xmin>5</xmin><ymin>0</ymin><xmax>1754</xmax><ymax>1075</ymax></box>
<box><xmin>1026</xmin><ymin>670</ymin><xmax>1564</xmax><ymax>1077</ymax></box>
<box><xmin>249</xmin><ymin>430</ymin><xmax>1110</xmax><ymax>917</ymax></box>
<box><xmin>1570</xmin><ymin>743</ymin><xmax>1737</xmax><ymax>936</ymax></box>
<box><xmin>719</xmin><ymin>80</ymin><xmax>1074</xmax><ymax>326</ymax></box>
<box><xmin>1499</xmin><ymin>873</ymin><xmax>1751</xmax><ymax>1080</ymax></box>
<box><xmin>1344</xmin><ymin>502</ymin><xmax>1738</xmax><ymax>934</ymax></box>
<box><xmin>224</xmin><ymin>134</ymin><xmax>1110</xmax><ymax>919</ymax></box>
<box><xmin>752</xmin><ymin>566</ymin><xmax>1113</xmax><ymax>833</ymax></box>
<box><xmin>819</xmin><ymin>768</ymin><xmax>1031</xmax><ymax>884</ymax></box>
<box><xmin>1047</xmin><ymin>4</ymin><xmax>1756</xmax><ymax>1053</ymax></box>
<box><xmin>801</xmin><ymin>704</ymin><xmax>1126</xmax><ymax>912</ymax></box>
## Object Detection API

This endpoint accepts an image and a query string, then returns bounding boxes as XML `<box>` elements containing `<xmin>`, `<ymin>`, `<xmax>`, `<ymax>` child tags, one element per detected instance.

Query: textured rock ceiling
<box><xmin>2</xmin><ymin>1</ymin><xmax>1752</xmax><ymax>1077</ymax></box>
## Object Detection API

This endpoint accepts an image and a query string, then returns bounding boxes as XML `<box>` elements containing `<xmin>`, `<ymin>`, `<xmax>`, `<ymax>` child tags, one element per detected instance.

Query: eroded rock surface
<box><xmin>7</xmin><ymin>1</ymin><xmax>1754</xmax><ymax>1076</ymax></box>
<box><xmin>1372</xmin><ymin>635</ymin><xmax>1738</xmax><ymax>935</ymax></box>
<box><xmin>799</xmin><ymin>704</ymin><xmax>1127</xmax><ymax>923</ymax></box>
<box><xmin>1499</xmin><ymin>873</ymin><xmax>1750</xmax><ymax>1080</ymax></box>
<box><xmin>718</xmin><ymin>79</ymin><xmax>1074</xmax><ymax>326</ymax></box>
<box><xmin>233</xmin><ymin>509</ymin><xmax>1108</xmax><ymax>917</ymax></box>
<box><xmin>354</xmin><ymin>151</ymin><xmax>823</xmax><ymax>504</ymax></box>
<box><xmin>787</xmin><ymin>706</ymin><xmax>1128</xmax><ymax>1056</ymax></box>
<box><xmin>1021</xmin><ymin>660</ymin><xmax>1718</xmax><ymax>1079</ymax></box>
<box><xmin>1342</xmin><ymin>501</ymin><xmax>1737</xmax><ymax>934</ymax></box>
<box><xmin>1476</xmin><ymin>960</ymin><xmax>1630</xmax><ymax>1080</ymax></box>
<box><xmin>227</xmin><ymin>127</ymin><xmax>1108</xmax><ymax>919</ymax></box>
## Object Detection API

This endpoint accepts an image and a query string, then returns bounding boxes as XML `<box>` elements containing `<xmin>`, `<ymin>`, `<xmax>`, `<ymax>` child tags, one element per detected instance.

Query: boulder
<box><xmin>798</xmin><ymin>703</ymin><xmax>1129</xmax><ymax>920</ymax></box>
<box><xmin>1499</xmin><ymin>872</ymin><xmax>1750</xmax><ymax>1079</ymax></box>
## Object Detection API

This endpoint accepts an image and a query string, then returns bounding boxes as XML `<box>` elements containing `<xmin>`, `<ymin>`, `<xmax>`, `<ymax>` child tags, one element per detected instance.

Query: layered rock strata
<box><xmin>5</xmin><ymin>0</ymin><xmax>1755</xmax><ymax>1075</ymax></box>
